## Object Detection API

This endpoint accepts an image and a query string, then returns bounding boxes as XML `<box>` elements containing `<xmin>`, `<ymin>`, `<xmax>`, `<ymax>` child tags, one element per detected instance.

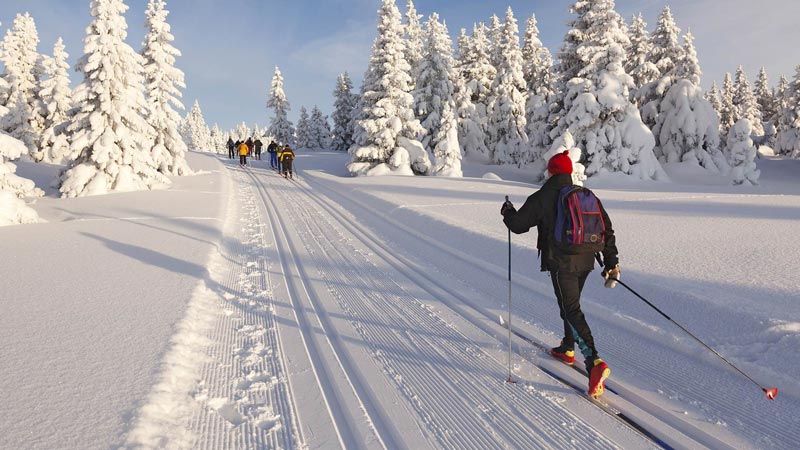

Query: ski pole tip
<box><xmin>764</xmin><ymin>387</ymin><xmax>778</xmax><ymax>400</ymax></box>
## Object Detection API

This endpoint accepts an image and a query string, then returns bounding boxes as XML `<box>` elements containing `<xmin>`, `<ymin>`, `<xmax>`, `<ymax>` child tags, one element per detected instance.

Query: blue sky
<box><xmin>1</xmin><ymin>0</ymin><xmax>798</xmax><ymax>132</ymax></box>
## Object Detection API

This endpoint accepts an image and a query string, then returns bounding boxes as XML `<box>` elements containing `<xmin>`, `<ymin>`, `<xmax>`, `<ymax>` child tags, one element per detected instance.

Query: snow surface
<box><xmin>2</xmin><ymin>150</ymin><xmax>799</xmax><ymax>449</ymax></box>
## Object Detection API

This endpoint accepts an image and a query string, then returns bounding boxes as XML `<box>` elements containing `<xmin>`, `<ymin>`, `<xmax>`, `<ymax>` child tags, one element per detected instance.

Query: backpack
<box><xmin>553</xmin><ymin>185</ymin><xmax>607</xmax><ymax>254</ymax></box>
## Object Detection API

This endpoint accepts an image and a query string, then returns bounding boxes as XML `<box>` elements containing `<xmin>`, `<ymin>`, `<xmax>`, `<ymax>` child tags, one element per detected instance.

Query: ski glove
<box><xmin>501</xmin><ymin>200</ymin><xmax>516</xmax><ymax>217</ymax></box>
<box><xmin>602</xmin><ymin>264</ymin><xmax>620</xmax><ymax>289</ymax></box>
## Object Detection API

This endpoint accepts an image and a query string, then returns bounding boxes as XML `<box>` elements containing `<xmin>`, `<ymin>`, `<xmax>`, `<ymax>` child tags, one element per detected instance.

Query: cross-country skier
<box><xmin>226</xmin><ymin>136</ymin><xmax>235</xmax><ymax>159</ymax></box>
<box><xmin>254</xmin><ymin>137</ymin><xmax>263</xmax><ymax>160</ymax></box>
<box><xmin>245</xmin><ymin>137</ymin><xmax>254</xmax><ymax>157</ymax></box>
<box><xmin>267</xmin><ymin>141</ymin><xmax>279</xmax><ymax>169</ymax></box>
<box><xmin>500</xmin><ymin>151</ymin><xmax>620</xmax><ymax>398</ymax></box>
<box><xmin>238</xmin><ymin>140</ymin><xmax>249</xmax><ymax>166</ymax></box>
<box><xmin>281</xmin><ymin>145</ymin><xmax>295</xmax><ymax>179</ymax></box>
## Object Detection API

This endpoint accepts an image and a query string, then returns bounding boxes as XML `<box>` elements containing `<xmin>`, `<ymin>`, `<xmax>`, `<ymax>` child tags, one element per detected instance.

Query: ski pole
<box><xmin>505</xmin><ymin>195</ymin><xmax>516</xmax><ymax>384</ymax></box>
<box><xmin>608</xmin><ymin>275</ymin><xmax>778</xmax><ymax>400</ymax></box>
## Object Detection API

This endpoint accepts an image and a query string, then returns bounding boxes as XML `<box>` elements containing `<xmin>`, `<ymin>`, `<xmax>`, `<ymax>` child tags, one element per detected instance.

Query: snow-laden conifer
<box><xmin>403</xmin><ymin>0</ymin><xmax>424</xmax><ymax>89</ymax></box>
<box><xmin>552</xmin><ymin>0</ymin><xmax>663</xmax><ymax>179</ymax></box>
<box><xmin>486</xmin><ymin>7</ymin><xmax>527</xmax><ymax>166</ymax></box>
<box><xmin>732</xmin><ymin>66</ymin><xmax>763</xmax><ymax>136</ymax></box>
<box><xmin>0</xmin><ymin>132</ymin><xmax>42</xmax><ymax>225</ymax></box>
<box><xmin>307</xmin><ymin>105</ymin><xmax>332</xmax><ymax>150</ymax></box>
<box><xmin>348</xmin><ymin>0</ymin><xmax>428</xmax><ymax>176</ymax></box>
<box><xmin>34</xmin><ymin>38</ymin><xmax>73</xmax><ymax>164</ymax></box>
<box><xmin>487</xmin><ymin>15</ymin><xmax>502</xmax><ymax>69</ymax></box>
<box><xmin>719</xmin><ymin>72</ymin><xmax>736</xmax><ymax>137</ymax></box>
<box><xmin>705</xmin><ymin>81</ymin><xmax>722</xmax><ymax>114</ymax></box>
<box><xmin>772</xmin><ymin>74</ymin><xmax>789</xmax><ymax>126</ymax></box>
<box><xmin>626</xmin><ymin>14</ymin><xmax>659</xmax><ymax>96</ymax></box>
<box><xmin>453</xmin><ymin>71</ymin><xmax>487</xmax><ymax>161</ymax></box>
<box><xmin>210</xmin><ymin>123</ymin><xmax>226</xmax><ymax>154</ymax></box>
<box><xmin>776</xmin><ymin>66</ymin><xmax>800</xmax><ymax>157</ymax></box>
<box><xmin>460</xmin><ymin>23</ymin><xmax>495</xmax><ymax>108</ymax></box>
<box><xmin>414</xmin><ymin>13</ymin><xmax>461</xmax><ymax>176</ymax></box>
<box><xmin>60</xmin><ymin>0</ymin><xmax>166</xmax><ymax>198</ymax></box>
<box><xmin>754</xmin><ymin>68</ymin><xmax>775</xmax><ymax>128</ymax></box>
<box><xmin>234</xmin><ymin>122</ymin><xmax>250</xmax><ymax>142</ymax></box>
<box><xmin>267</xmin><ymin>66</ymin><xmax>294</xmax><ymax>145</ymax></box>
<box><xmin>648</xmin><ymin>6</ymin><xmax>683</xmax><ymax>78</ymax></box>
<box><xmin>141</xmin><ymin>0</ymin><xmax>191</xmax><ymax>176</ymax></box>
<box><xmin>181</xmin><ymin>100</ymin><xmax>212</xmax><ymax>152</ymax></box>
<box><xmin>0</xmin><ymin>13</ymin><xmax>45</xmax><ymax>153</ymax></box>
<box><xmin>726</xmin><ymin>119</ymin><xmax>760</xmax><ymax>184</ymax></box>
<box><xmin>331</xmin><ymin>72</ymin><xmax>357</xmax><ymax>151</ymax></box>
<box><xmin>295</xmin><ymin>106</ymin><xmax>310</xmax><ymax>149</ymax></box>
<box><xmin>522</xmin><ymin>13</ymin><xmax>555</xmax><ymax>161</ymax></box>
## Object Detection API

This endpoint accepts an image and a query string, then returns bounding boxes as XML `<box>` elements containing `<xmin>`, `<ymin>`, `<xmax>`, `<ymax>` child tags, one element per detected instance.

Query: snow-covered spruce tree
<box><xmin>252</xmin><ymin>123</ymin><xmax>262</xmax><ymax>140</ymax></box>
<box><xmin>235</xmin><ymin>122</ymin><xmax>250</xmax><ymax>142</ymax></box>
<box><xmin>726</xmin><ymin>119</ymin><xmax>760</xmax><ymax>184</ymax></box>
<box><xmin>551</xmin><ymin>0</ymin><xmax>663</xmax><ymax>179</ymax></box>
<box><xmin>0</xmin><ymin>13</ymin><xmax>45</xmax><ymax>153</ymax></box>
<box><xmin>403</xmin><ymin>0</ymin><xmax>424</xmax><ymax>90</ymax></box>
<box><xmin>705</xmin><ymin>81</ymin><xmax>722</xmax><ymax>114</ymax></box>
<box><xmin>732</xmin><ymin>66</ymin><xmax>763</xmax><ymax>136</ymax></box>
<box><xmin>719</xmin><ymin>72</ymin><xmax>736</xmax><ymax>138</ymax></box>
<box><xmin>522</xmin><ymin>13</ymin><xmax>556</xmax><ymax>163</ymax></box>
<box><xmin>266</xmin><ymin>66</ymin><xmax>294</xmax><ymax>145</ymax></box>
<box><xmin>210</xmin><ymin>123</ymin><xmax>226</xmax><ymax>154</ymax></box>
<box><xmin>331</xmin><ymin>72</ymin><xmax>357</xmax><ymax>151</ymax></box>
<box><xmin>307</xmin><ymin>106</ymin><xmax>332</xmax><ymax>150</ymax></box>
<box><xmin>754</xmin><ymin>68</ymin><xmax>775</xmax><ymax>127</ymax></box>
<box><xmin>776</xmin><ymin>66</ymin><xmax>800</xmax><ymax>157</ymax></box>
<box><xmin>486</xmin><ymin>7</ymin><xmax>528</xmax><ymax>166</ymax></box>
<box><xmin>772</xmin><ymin>74</ymin><xmax>789</xmax><ymax>126</ymax></box>
<box><xmin>182</xmin><ymin>100</ymin><xmax>212</xmax><ymax>152</ymax></box>
<box><xmin>348</xmin><ymin>0</ymin><xmax>428</xmax><ymax>176</ymax></box>
<box><xmin>34</xmin><ymin>38</ymin><xmax>73</xmax><ymax>164</ymax></box>
<box><xmin>141</xmin><ymin>0</ymin><xmax>191</xmax><ymax>176</ymax></box>
<box><xmin>413</xmin><ymin>13</ymin><xmax>461</xmax><ymax>176</ymax></box>
<box><xmin>453</xmin><ymin>23</ymin><xmax>493</xmax><ymax>160</ymax></box>
<box><xmin>0</xmin><ymin>132</ymin><xmax>42</xmax><ymax>225</ymax></box>
<box><xmin>60</xmin><ymin>0</ymin><xmax>167</xmax><ymax>198</ymax></box>
<box><xmin>295</xmin><ymin>106</ymin><xmax>310</xmax><ymax>149</ymax></box>
<box><xmin>626</xmin><ymin>14</ymin><xmax>659</xmax><ymax>99</ymax></box>
<box><xmin>653</xmin><ymin>31</ymin><xmax>726</xmax><ymax>171</ymax></box>
<box><xmin>487</xmin><ymin>14</ymin><xmax>502</xmax><ymax>69</ymax></box>
<box><xmin>542</xmin><ymin>130</ymin><xmax>587</xmax><ymax>185</ymax></box>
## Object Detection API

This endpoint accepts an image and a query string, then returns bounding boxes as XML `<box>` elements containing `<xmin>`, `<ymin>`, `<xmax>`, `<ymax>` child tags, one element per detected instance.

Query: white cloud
<box><xmin>289</xmin><ymin>19</ymin><xmax>374</xmax><ymax>78</ymax></box>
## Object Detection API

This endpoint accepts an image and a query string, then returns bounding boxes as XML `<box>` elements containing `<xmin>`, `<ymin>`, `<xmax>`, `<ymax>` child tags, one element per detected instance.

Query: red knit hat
<box><xmin>547</xmin><ymin>150</ymin><xmax>573</xmax><ymax>175</ymax></box>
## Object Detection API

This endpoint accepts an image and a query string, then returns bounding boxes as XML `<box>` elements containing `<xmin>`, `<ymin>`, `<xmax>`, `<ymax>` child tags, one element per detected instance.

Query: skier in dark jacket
<box><xmin>254</xmin><ymin>138</ymin><xmax>263</xmax><ymax>160</ymax></box>
<box><xmin>267</xmin><ymin>141</ymin><xmax>279</xmax><ymax>169</ymax></box>
<box><xmin>280</xmin><ymin>145</ymin><xmax>295</xmax><ymax>179</ymax></box>
<box><xmin>245</xmin><ymin>137</ymin><xmax>254</xmax><ymax>157</ymax></box>
<box><xmin>226</xmin><ymin>137</ymin><xmax>235</xmax><ymax>159</ymax></box>
<box><xmin>501</xmin><ymin>150</ymin><xmax>620</xmax><ymax>398</ymax></box>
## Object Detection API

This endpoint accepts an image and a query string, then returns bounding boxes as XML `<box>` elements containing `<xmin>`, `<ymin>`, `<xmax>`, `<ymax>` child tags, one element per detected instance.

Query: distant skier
<box><xmin>245</xmin><ymin>137</ymin><xmax>254</xmax><ymax>157</ymax></box>
<box><xmin>254</xmin><ymin>137</ymin><xmax>263</xmax><ymax>160</ymax></box>
<box><xmin>267</xmin><ymin>141</ymin><xmax>279</xmax><ymax>169</ymax></box>
<box><xmin>226</xmin><ymin>136</ymin><xmax>235</xmax><ymax>159</ymax></box>
<box><xmin>500</xmin><ymin>150</ymin><xmax>620</xmax><ymax>398</ymax></box>
<box><xmin>281</xmin><ymin>145</ymin><xmax>295</xmax><ymax>179</ymax></box>
<box><xmin>238</xmin><ymin>140</ymin><xmax>249</xmax><ymax>166</ymax></box>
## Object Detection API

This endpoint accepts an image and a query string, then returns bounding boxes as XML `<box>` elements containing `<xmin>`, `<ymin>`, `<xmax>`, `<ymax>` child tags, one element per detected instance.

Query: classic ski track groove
<box><xmin>187</xmin><ymin>168</ymin><xmax>300</xmax><ymax>450</ymax></box>
<box><xmin>253</xmin><ymin>166</ymin><xmax>660</xmax><ymax>448</ymax></box>
<box><xmin>246</xmin><ymin>166</ymin><xmax>392</xmax><ymax>450</ymax></box>
<box><xmin>286</xmin><ymin>166</ymin><xmax>735</xmax><ymax>450</ymax></box>
<box><xmin>297</xmin><ymin>176</ymin><xmax>797</xmax><ymax>449</ymax></box>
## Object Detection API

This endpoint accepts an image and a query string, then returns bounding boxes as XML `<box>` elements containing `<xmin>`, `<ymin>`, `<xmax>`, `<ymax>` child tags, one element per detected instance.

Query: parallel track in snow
<box><xmin>243</xmin><ymin>165</ymin><xmax>666</xmax><ymax>450</ymax></box>
<box><xmin>280</xmin><ymin>166</ymin><xmax>745</xmax><ymax>450</ymax></box>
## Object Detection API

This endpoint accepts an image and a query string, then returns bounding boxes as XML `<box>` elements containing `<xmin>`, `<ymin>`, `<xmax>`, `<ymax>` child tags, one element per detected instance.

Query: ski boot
<box><xmin>587</xmin><ymin>358</ymin><xmax>611</xmax><ymax>398</ymax></box>
<box><xmin>549</xmin><ymin>344</ymin><xmax>575</xmax><ymax>365</ymax></box>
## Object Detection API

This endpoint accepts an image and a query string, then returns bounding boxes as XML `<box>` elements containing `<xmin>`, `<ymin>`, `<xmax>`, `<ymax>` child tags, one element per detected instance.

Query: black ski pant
<box><xmin>228</xmin><ymin>148</ymin><xmax>234</xmax><ymax>159</ymax></box>
<box><xmin>282</xmin><ymin>160</ymin><xmax>293</xmax><ymax>175</ymax></box>
<box><xmin>550</xmin><ymin>270</ymin><xmax>597</xmax><ymax>364</ymax></box>
<box><xmin>240</xmin><ymin>154</ymin><xmax>247</xmax><ymax>165</ymax></box>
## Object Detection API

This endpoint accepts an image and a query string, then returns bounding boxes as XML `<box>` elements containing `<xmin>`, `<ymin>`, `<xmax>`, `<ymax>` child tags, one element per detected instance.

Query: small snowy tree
<box><xmin>331</xmin><ymin>72</ymin><xmax>357</xmax><ymax>151</ymax></box>
<box><xmin>732</xmin><ymin>66</ymin><xmax>763</xmax><ymax>136</ymax></box>
<box><xmin>0</xmin><ymin>13</ymin><xmax>45</xmax><ymax>153</ymax></box>
<box><xmin>772</xmin><ymin>74</ymin><xmax>789</xmax><ymax>126</ymax></box>
<box><xmin>551</xmin><ymin>0</ymin><xmax>663</xmax><ymax>180</ymax></box>
<box><xmin>181</xmin><ymin>100</ymin><xmax>212</xmax><ymax>152</ymax></box>
<box><xmin>266</xmin><ymin>66</ymin><xmax>294</xmax><ymax>144</ymax></box>
<box><xmin>726</xmin><ymin>119</ymin><xmax>760</xmax><ymax>184</ymax></box>
<box><xmin>348</xmin><ymin>0</ymin><xmax>429</xmax><ymax>176</ymax></box>
<box><xmin>0</xmin><ymin>132</ymin><xmax>42</xmax><ymax>225</ymax></box>
<box><xmin>776</xmin><ymin>66</ymin><xmax>800</xmax><ymax>157</ymax></box>
<box><xmin>295</xmin><ymin>106</ymin><xmax>310</xmax><ymax>149</ymax></box>
<box><xmin>626</xmin><ymin>14</ymin><xmax>659</xmax><ymax>97</ymax></box>
<box><xmin>60</xmin><ymin>0</ymin><xmax>167</xmax><ymax>198</ymax></box>
<box><xmin>210</xmin><ymin>123</ymin><xmax>226</xmax><ymax>154</ymax></box>
<box><xmin>141</xmin><ymin>0</ymin><xmax>191</xmax><ymax>176</ymax></box>
<box><xmin>307</xmin><ymin>105</ymin><xmax>331</xmax><ymax>150</ymax></box>
<box><xmin>414</xmin><ymin>13</ymin><xmax>461</xmax><ymax>176</ymax></box>
<box><xmin>234</xmin><ymin>122</ymin><xmax>250</xmax><ymax>142</ymax></box>
<box><xmin>705</xmin><ymin>81</ymin><xmax>722</xmax><ymax>114</ymax></box>
<box><xmin>34</xmin><ymin>38</ymin><xmax>73</xmax><ymax>164</ymax></box>
<box><xmin>719</xmin><ymin>72</ymin><xmax>736</xmax><ymax>138</ymax></box>
<box><xmin>522</xmin><ymin>13</ymin><xmax>556</xmax><ymax>161</ymax></box>
<box><xmin>754</xmin><ymin>67</ymin><xmax>775</xmax><ymax>128</ymax></box>
<box><xmin>486</xmin><ymin>7</ymin><xmax>528</xmax><ymax>165</ymax></box>
<box><xmin>403</xmin><ymin>0</ymin><xmax>424</xmax><ymax>90</ymax></box>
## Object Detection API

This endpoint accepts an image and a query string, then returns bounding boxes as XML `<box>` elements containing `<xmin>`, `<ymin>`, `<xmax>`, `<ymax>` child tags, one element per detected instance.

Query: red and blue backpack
<box><xmin>554</xmin><ymin>185</ymin><xmax>607</xmax><ymax>254</ymax></box>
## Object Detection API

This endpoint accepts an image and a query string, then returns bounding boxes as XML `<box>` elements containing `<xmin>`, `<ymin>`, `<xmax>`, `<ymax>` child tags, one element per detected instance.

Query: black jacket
<box><xmin>503</xmin><ymin>174</ymin><xmax>618</xmax><ymax>272</ymax></box>
<box><xmin>267</xmin><ymin>142</ymin><xmax>278</xmax><ymax>153</ymax></box>
<box><xmin>254</xmin><ymin>139</ymin><xmax>263</xmax><ymax>151</ymax></box>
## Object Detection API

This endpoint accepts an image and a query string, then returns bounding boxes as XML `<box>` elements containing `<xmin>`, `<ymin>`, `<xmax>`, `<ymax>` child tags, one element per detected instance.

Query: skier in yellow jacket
<box><xmin>281</xmin><ymin>146</ymin><xmax>295</xmax><ymax>179</ymax></box>
<box><xmin>238</xmin><ymin>141</ymin><xmax>249</xmax><ymax>166</ymax></box>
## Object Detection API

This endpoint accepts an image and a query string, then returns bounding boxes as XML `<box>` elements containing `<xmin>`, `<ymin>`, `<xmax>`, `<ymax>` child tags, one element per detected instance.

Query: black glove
<box><xmin>501</xmin><ymin>200</ymin><xmax>515</xmax><ymax>217</ymax></box>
